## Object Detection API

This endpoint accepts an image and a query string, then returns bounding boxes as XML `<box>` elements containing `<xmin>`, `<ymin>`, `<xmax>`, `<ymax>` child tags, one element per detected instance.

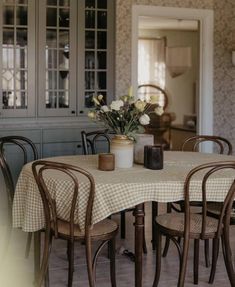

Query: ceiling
<box><xmin>138</xmin><ymin>16</ymin><xmax>199</xmax><ymax>31</ymax></box>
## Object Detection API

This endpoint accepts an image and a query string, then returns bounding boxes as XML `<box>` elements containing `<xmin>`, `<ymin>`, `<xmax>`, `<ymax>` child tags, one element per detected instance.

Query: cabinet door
<box><xmin>77</xmin><ymin>0</ymin><xmax>115</xmax><ymax>113</ymax></box>
<box><xmin>38</xmin><ymin>0</ymin><xmax>77</xmax><ymax>117</ymax></box>
<box><xmin>0</xmin><ymin>0</ymin><xmax>36</xmax><ymax>117</ymax></box>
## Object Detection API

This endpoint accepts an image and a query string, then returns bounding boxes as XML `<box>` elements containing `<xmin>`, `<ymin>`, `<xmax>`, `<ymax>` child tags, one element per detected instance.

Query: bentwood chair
<box><xmin>0</xmin><ymin>135</ymin><xmax>38</xmax><ymax>257</ymax></box>
<box><xmin>163</xmin><ymin>135</ymin><xmax>232</xmax><ymax>284</ymax></box>
<box><xmin>153</xmin><ymin>161</ymin><xmax>235</xmax><ymax>287</ymax></box>
<box><xmin>32</xmin><ymin>160</ymin><xmax>119</xmax><ymax>287</ymax></box>
<box><xmin>81</xmin><ymin>129</ymin><xmax>148</xmax><ymax>253</ymax></box>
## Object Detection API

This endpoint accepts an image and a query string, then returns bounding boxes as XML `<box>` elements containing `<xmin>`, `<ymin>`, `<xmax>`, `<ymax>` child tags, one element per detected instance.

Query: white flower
<box><xmin>134</xmin><ymin>100</ymin><xmax>147</xmax><ymax>112</ymax></box>
<box><xmin>101</xmin><ymin>105</ymin><xmax>109</xmax><ymax>112</ymax></box>
<box><xmin>139</xmin><ymin>114</ymin><xmax>150</xmax><ymax>125</ymax></box>
<box><xmin>150</xmin><ymin>94</ymin><xmax>160</xmax><ymax>104</ymax></box>
<box><xmin>98</xmin><ymin>94</ymin><xmax>103</xmax><ymax>101</ymax></box>
<box><xmin>87</xmin><ymin>111</ymin><xmax>96</xmax><ymax>119</ymax></box>
<box><xmin>110</xmin><ymin>100</ymin><xmax>124</xmax><ymax>111</ymax></box>
<box><xmin>154</xmin><ymin>106</ymin><xmax>164</xmax><ymax>116</ymax></box>
<box><xmin>92</xmin><ymin>96</ymin><xmax>100</xmax><ymax>105</ymax></box>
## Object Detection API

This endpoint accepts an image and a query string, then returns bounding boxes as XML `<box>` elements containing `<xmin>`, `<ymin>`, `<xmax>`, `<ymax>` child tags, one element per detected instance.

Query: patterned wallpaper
<box><xmin>115</xmin><ymin>0</ymin><xmax>235</xmax><ymax>151</ymax></box>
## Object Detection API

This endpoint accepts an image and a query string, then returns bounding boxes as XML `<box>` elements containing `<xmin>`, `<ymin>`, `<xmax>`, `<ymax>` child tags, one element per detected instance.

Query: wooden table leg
<box><xmin>34</xmin><ymin>231</ymin><xmax>41</xmax><ymax>283</ymax></box>
<box><xmin>133</xmin><ymin>203</ymin><xmax>145</xmax><ymax>287</ymax></box>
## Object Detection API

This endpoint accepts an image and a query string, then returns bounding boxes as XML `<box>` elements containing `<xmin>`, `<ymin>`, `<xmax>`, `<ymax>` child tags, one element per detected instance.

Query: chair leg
<box><xmin>152</xmin><ymin>231</ymin><xmax>162</xmax><ymax>287</ymax></box>
<box><xmin>193</xmin><ymin>239</ymin><xmax>199</xmax><ymax>285</ymax></box>
<box><xmin>25</xmin><ymin>232</ymin><xmax>33</xmax><ymax>258</ymax></box>
<box><xmin>120</xmin><ymin>211</ymin><xmax>126</xmax><ymax>239</ymax></box>
<box><xmin>67</xmin><ymin>240</ymin><xmax>75</xmax><ymax>287</ymax></box>
<box><xmin>204</xmin><ymin>239</ymin><xmax>210</xmax><ymax>268</ymax></box>
<box><xmin>178</xmin><ymin>237</ymin><xmax>190</xmax><ymax>287</ymax></box>
<box><xmin>221</xmin><ymin>232</ymin><xmax>235</xmax><ymax>286</ymax></box>
<box><xmin>36</xmin><ymin>231</ymin><xmax>51</xmax><ymax>287</ymax></box>
<box><xmin>152</xmin><ymin>202</ymin><xmax>158</xmax><ymax>250</ymax></box>
<box><xmin>209</xmin><ymin>238</ymin><xmax>219</xmax><ymax>284</ymax></box>
<box><xmin>109</xmin><ymin>238</ymin><xmax>117</xmax><ymax>287</ymax></box>
<box><xmin>162</xmin><ymin>237</ymin><xmax>170</xmax><ymax>257</ymax></box>
<box><xmin>86</xmin><ymin>238</ymin><xmax>95</xmax><ymax>287</ymax></box>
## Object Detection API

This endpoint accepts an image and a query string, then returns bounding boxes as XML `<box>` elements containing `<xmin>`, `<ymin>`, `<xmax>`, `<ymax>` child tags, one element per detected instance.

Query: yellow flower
<box><xmin>154</xmin><ymin>106</ymin><xmax>164</xmax><ymax>116</ymax></box>
<box><xmin>88</xmin><ymin>111</ymin><xmax>96</xmax><ymax>119</ymax></box>
<box><xmin>134</xmin><ymin>100</ymin><xmax>147</xmax><ymax>112</ymax></box>
<box><xmin>92</xmin><ymin>96</ymin><xmax>100</xmax><ymax>105</ymax></box>
<box><xmin>98</xmin><ymin>94</ymin><xmax>103</xmax><ymax>101</ymax></box>
<box><xmin>150</xmin><ymin>94</ymin><xmax>160</xmax><ymax>104</ymax></box>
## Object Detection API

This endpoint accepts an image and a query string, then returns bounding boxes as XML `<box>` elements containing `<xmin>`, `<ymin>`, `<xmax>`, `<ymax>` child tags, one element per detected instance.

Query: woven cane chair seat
<box><xmin>156</xmin><ymin>213</ymin><xmax>219</xmax><ymax>239</ymax></box>
<box><xmin>54</xmin><ymin>218</ymin><xmax>119</xmax><ymax>239</ymax></box>
<box><xmin>207</xmin><ymin>202</ymin><xmax>235</xmax><ymax>223</ymax></box>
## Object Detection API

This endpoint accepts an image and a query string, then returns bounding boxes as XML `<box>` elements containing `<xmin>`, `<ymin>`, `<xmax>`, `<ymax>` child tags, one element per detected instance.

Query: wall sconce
<box><xmin>166</xmin><ymin>46</ymin><xmax>192</xmax><ymax>78</ymax></box>
<box><xmin>232</xmin><ymin>51</ymin><xmax>235</xmax><ymax>66</ymax></box>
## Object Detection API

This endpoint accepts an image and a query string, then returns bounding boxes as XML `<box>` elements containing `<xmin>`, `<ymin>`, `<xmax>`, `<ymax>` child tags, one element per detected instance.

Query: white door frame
<box><xmin>131</xmin><ymin>5</ymin><xmax>214</xmax><ymax>150</ymax></box>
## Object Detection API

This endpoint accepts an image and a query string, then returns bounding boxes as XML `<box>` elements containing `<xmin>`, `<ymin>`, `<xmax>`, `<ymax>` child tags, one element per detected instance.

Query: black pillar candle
<box><xmin>144</xmin><ymin>145</ymin><xmax>163</xmax><ymax>170</ymax></box>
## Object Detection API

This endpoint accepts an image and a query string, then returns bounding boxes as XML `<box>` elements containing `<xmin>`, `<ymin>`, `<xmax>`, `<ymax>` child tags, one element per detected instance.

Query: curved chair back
<box><xmin>32</xmin><ymin>160</ymin><xmax>95</xmax><ymax>238</ymax></box>
<box><xmin>183</xmin><ymin>161</ymin><xmax>235</xmax><ymax>240</ymax></box>
<box><xmin>0</xmin><ymin>136</ymin><xmax>38</xmax><ymax>203</ymax></box>
<box><xmin>81</xmin><ymin>129</ymin><xmax>111</xmax><ymax>155</ymax></box>
<box><xmin>138</xmin><ymin>84</ymin><xmax>168</xmax><ymax>110</ymax></box>
<box><xmin>181</xmin><ymin>135</ymin><xmax>233</xmax><ymax>155</ymax></box>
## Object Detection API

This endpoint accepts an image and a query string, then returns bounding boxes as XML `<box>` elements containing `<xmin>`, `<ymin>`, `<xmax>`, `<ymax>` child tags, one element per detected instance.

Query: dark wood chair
<box><xmin>32</xmin><ymin>160</ymin><xmax>119</xmax><ymax>287</ymax></box>
<box><xmin>152</xmin><ymin>161</ymin><xmax>235</xmax><ymax>287</ymax></box>
<box><xmin>161</xmin><ymin>135</ymin><xmax>233</xmax><ymax>275</ymax></box>
<box><xmin>81</xmin><ymin>129</ymin><xmax>147</xmax><ymax>253</ymax></box>
<box><xmin>0</xmin><ymin>135</ymin><xmax>39</xmax><ymax>257</ymax></box>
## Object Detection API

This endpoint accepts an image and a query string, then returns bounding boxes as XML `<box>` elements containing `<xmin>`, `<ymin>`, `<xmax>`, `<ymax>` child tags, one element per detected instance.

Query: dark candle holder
<box><xmin>144</xmin><ymin>145</ymin><xmax>163</xmax><ymax>170</ymax></box>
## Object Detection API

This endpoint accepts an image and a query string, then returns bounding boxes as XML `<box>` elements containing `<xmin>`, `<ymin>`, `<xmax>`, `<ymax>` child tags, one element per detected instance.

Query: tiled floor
<box><xmin>1</xmin><ymin>203</ymin><xmax>234</xmax><ymax>286</ymax></box>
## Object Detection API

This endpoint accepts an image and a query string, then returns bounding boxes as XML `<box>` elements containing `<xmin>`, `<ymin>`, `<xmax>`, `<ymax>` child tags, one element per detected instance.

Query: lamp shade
<box><xmin>166</xmin><ymin>46</ymin><xmax>192</xmax><ymax>78</ymax></box>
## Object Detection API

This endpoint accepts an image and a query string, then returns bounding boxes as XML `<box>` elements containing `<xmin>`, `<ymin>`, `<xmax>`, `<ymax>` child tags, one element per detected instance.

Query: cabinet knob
<box><xmin>79</xmin><ymin>110</ymin><xmax>84</xmax><ymax>114</ymax></box>
<box><xmin>71</xmin><ymin>110</ymin><xmax>75</xmax><ymax>114</ymax></box>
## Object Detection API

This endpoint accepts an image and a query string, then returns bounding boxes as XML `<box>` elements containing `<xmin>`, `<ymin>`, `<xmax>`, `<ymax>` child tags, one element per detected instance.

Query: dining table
<box><xmin>12</xmin><ymin>151</ymin><xmax>235</xmax><ymax>287</ymax></box>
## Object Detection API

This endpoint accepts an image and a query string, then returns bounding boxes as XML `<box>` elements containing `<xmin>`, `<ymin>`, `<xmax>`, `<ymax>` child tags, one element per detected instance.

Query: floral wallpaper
<box><xmin>115</xmin><ymin>0</ymin><xmax>235</xmax><ymax>151</ymax></box>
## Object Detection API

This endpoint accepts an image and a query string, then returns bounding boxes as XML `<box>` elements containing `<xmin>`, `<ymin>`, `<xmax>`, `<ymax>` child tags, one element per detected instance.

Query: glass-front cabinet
<box><xmin>0</xmin><ymin>0</ymin><xmax>114</xmax><ymax>118</ymax></box>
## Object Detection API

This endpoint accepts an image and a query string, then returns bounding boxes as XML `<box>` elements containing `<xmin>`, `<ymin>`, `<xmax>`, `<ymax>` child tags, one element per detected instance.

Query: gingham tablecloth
<box><xmin>12</xmin><ymin>151</ymin><xmax>235</xmax><ymax>232</ymax></box>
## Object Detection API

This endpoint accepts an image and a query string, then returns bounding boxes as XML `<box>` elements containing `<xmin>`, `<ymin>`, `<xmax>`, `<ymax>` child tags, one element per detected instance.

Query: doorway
<box><xmin>131</xmin><ymin>6</ymin><xmax>214</xmax><ymax>151</ymax></box>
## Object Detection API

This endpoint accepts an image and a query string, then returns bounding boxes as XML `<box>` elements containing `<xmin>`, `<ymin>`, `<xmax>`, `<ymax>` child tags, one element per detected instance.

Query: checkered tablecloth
<box><xmin>12</xmin><ymin>151</ymin><xmax>235</xmax><ymax>232</ymax></box>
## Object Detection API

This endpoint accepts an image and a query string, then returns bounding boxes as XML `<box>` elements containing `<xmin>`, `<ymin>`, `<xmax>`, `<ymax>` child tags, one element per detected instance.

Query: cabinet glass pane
<box><xmin>85</xmin><ymin>31</ymin><xmax>95</xmax><ymax>49</ymax></box>
<box><xmin>47</xmin><ymin>0</ymin><xmax>57</xmax><ymax>5</ymax></box>
<box><xmin>97</xmin><ymin>0</ymin><xmax>107</xmax><ymax>9</ymax></box>
<box><xmin>97</xmin><ymin>31</ymin><xmax>106</xmax><ymax>49</ymax></box>
<box><xmin>85</xmin><ymin>91</ymin><xmax>94</xmax><ymax>108</ymax></box>
<box><xmin>59</xmin><ymin>71</ymin><xmax>69</xmax><ymax>89</ymax></box>
<box><xmin>46</xmin><ymin>29</ymin><xmax>57</xmax><ymax>48</ymax></box>
<box><xmin>2</xmin><ymin>48</ymin><xmax>14</xmax><ymax>68</ymax></box>
<box><xmin>3</xmin><ymin>6</ymin><xmax>14</xmax><ymax>25</ymax></box>
<box><xmin>59</xmin><ymin>8</ymin><xmax>69</xmax><ymax>27</ymax></box>
<box><xmin>59</xmin><ymin>91</ymin><xmax>69</xmax><ymax>108</ymax></box>
<box><xmin>16</xmin><ymin>48</ymin><xmax>26</xmax><ymax>68</ymax></box>
<box><xmin>85</xmin><ymin>51</ymin><xmax>95</xmax><ymax>69</ymax></box>
<box><xmin>85</xmin><ymin>10</ymin><xmax>95</xmax><ymax>29</ymax></box>
<box><xmin>97</xmin><ymin>51</ymin><xmax>106</xmax><ymax>69</ymax></box>
<box><xmin>85</xmin><ymin>71</ymin><xmax>94</xmax><ymax>89</ymax></box>
<box><xmin>59</xmin><ymin>0</ymin><xmax>70</xmax><ymax>7</ymax></box>
<box><xmin>16</xmin><ymin>91</ymin><xmax>27</xmax><ymax>108</ymax></box>
<box><xmin>97</xmin><ymin>71</ymin><xmax>106</xmax><ymax>89</ymax></box>
<box><xmin>15</xmin><ymin>48</ymin><xmax>27</xmax><ymax>68</ymax></box>
<box><xmin>97</xmin><ymin>11</ymin><xmax>107</xmax><ymax>29</ymax></box>
<box><xmin>2</xmin><ymin>69</ymin><xmax>14</xmax><ymax>90</ymax></box>
<box><xmin>46</xmin><ymin>91</ymin><xmax>57</xmax><ymax>108</ymax></box>
<box><xmin>59</xmin><ymin>29</ymin><xmax>69</xmax><ymax>48</ymax></box>
<box><xmin>16</xmin><ymin>6</ymin><xmax>27</xmax><ymax>25</ymax></box>
<box><xmin>85</xmin><ymin>0</ymin><xmax>95</xmax><ymax>9</ymax></box>
<box><xmin>46</xmin><ymin>49</ymin><xmax>57</xmax><ymax>68</ymax></box>
<box><xmin>16</xmin><ymin>70</ymin><xmax>27</xmax><ymax>90</ymax></box>
<box><xmin>47</xmin><ymin>8</ymin><xmax>57</xmax><ymax>26</ymax></box>
<box><xmin>59</xmin><ymin>50</ymin><xmax>69</xmax><ymax>69</ymax></box>
<box><xmin>46</xmin><ymin>71</ymin><xmax>58</xmax><ymax>89</ymax></box>
<box><xmin>3</xmin><ymin>91</ymin><xmax>14</xmax><ymax>109</ymax></box>
<box><xmin>16</xmin><ymin>0</ymin><xmax>28</xmax><ymax>4</ymax></box>
<box><xmin>16</xmin><ymin>28</ymin><xmax>27</xmax><ymax>46</ymax></box>
<box><xmin>3</xmin><ymin>28</ymin><xmax>14</xmax><ymax>45</ymax></box>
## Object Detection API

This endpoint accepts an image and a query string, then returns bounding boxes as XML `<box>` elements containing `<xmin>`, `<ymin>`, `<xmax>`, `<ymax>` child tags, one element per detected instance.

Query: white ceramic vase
<box><xmin>110</xmin><ymin>135</ymin><xmax>134</xmax><ymax>168</ymax></box>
